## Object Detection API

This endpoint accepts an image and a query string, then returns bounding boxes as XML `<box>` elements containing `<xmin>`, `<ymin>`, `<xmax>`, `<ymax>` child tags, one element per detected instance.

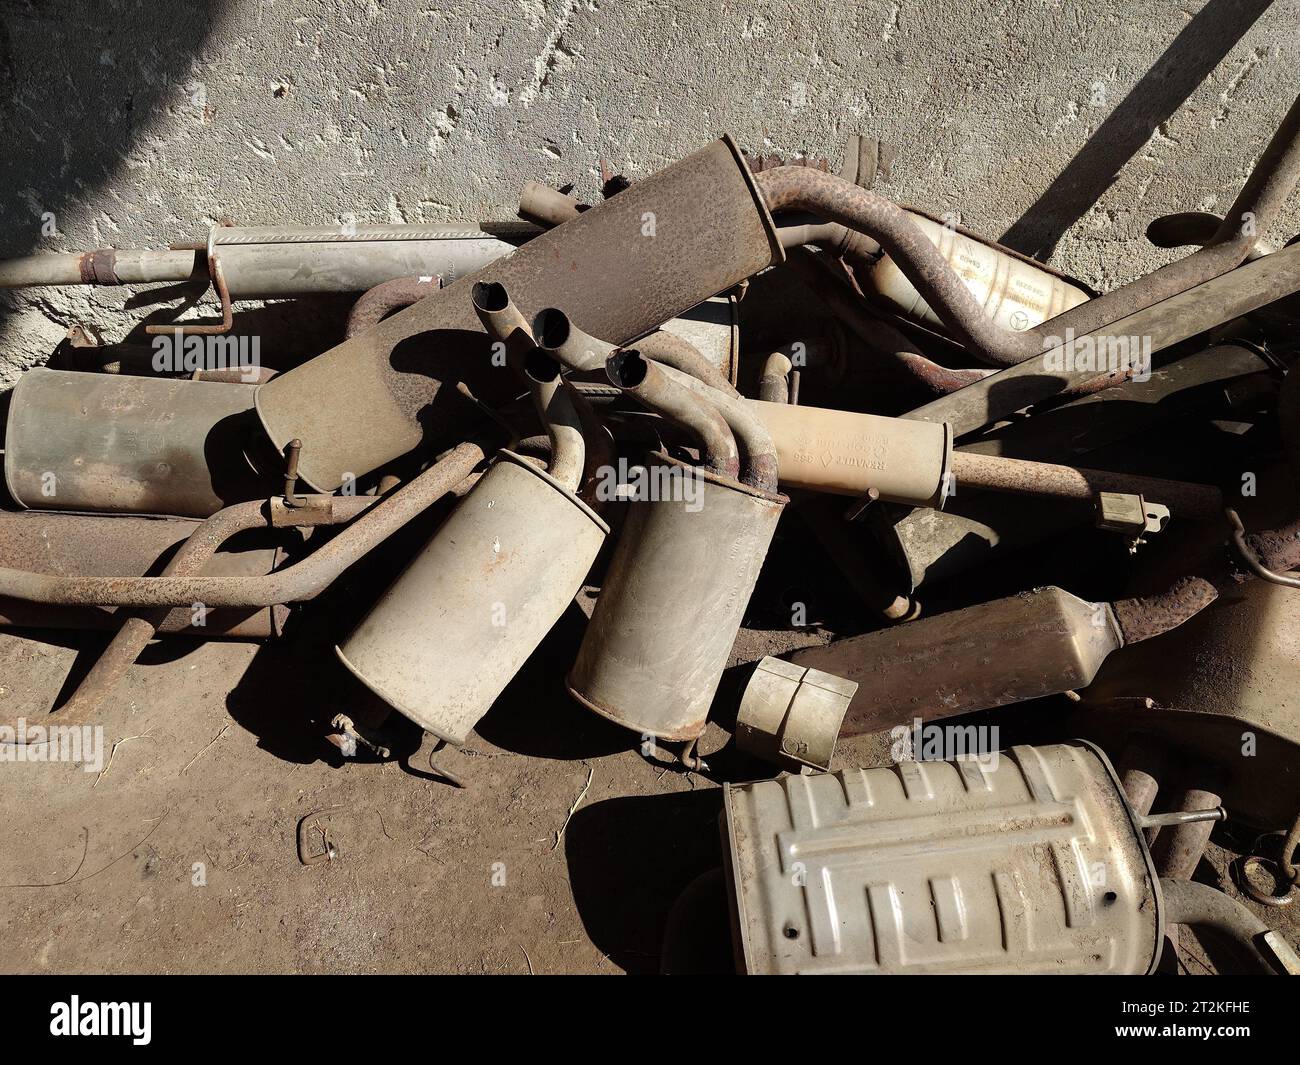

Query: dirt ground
<box><xmin>0</xmin><ymin>551</ymin><xmax>1295</xmax><ymax>975</ymax></box>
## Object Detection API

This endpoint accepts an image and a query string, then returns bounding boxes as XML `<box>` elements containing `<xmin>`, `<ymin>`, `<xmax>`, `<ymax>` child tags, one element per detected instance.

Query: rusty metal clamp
<box><xmin>1233</xmin><ymin>823</ymin><xmax>1299</xmax><ymax>907</ymax></box>
<box><xmin>1227</xmin><ymin>507</ymin><xmax>1300</xmax><ymax>590</ymax></box>
<box><xmin>296</xmin><ymin>805</ymin><xmax>343</xmax><ymax>867</ymax></box>
<box><xmin>282</xmin><ymin>439</ymin><xmax>310</xmax><ymax>508</ymax></box>
<box><xmin>144</xmin><ymin>252</ymin><xmax>233</xmax><ymax>336</ymax></box>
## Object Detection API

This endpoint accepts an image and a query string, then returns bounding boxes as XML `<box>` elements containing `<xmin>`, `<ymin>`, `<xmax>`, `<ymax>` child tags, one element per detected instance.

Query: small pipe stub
<box><xmin>735</xmin><ymin>656</ymin><xmax>858</xmax><ymax>772</ymax></box>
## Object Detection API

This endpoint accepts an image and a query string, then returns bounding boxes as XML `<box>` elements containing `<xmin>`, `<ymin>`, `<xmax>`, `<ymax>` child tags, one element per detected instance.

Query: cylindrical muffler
<box><xmin>747</xmin><ymin>399</ymin><xmax>952</xmax><ymax>504</ymax></box>
<box><xmin>336</xmin><ymin>451</ymin><xmax>608</xmax><ymax>745</ymax></box>
<box><xmin>0</xmin><ymin>510</ymin><xmax>288</xmax><ymax>638</ymax></box>
<box><xmin>568</xmin><ymin>456</ymin><xmax>786</xmax><ymax>741</ymax></box>
<box><xmin>254</xmin><ymin>136</ymin><xmax>783</xmax><ymax>491</ymax></box>
<box><xmin>3</xmin><ymin>368</ymin><xmax>272</xmax><ymax>518</ymax></box>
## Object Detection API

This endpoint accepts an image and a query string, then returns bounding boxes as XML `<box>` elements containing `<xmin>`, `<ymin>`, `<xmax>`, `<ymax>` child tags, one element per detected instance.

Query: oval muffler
<box><xmin>3</xmin><ymin>367</ymin><xmax>271</xmax><ymax>518</ymax></box>
<box><xmin>567</xmin><ymin>455</ymin><xmax>785</xmax><ymax>741</ymax></box>
<box><xmin>336</xmin><ymin>451</ymin><xmax>608</xmax><ymax>745</ymax></box>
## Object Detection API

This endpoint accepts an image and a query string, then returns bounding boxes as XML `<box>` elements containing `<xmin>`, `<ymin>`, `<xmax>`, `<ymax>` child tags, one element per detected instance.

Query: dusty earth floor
<box><xmin>2</xmin><ymin>625</ymin><xmax>1295</xmax><ymax>975</ymax></box>
<box><xmin>0</xmin><ymin>522</ymin><xmax>1295</xmax><ymax>974</ymax></box>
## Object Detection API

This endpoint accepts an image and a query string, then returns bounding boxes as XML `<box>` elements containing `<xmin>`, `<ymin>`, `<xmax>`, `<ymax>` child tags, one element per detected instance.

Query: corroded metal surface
<box><xmin>338</xmin><ymin>452</ymin><xmax>608</xmax><ymax>745</ymax></box>
<box><xmin>0</xmin><ymin>438</ymin><xmax>490</xmax><ymax>608</ymax></box>
<box><xmin>568</xmin><ymin>455</ymin><xmax>785</xmax><ymax>741</ymax></box>
<box><xmin>791</xmin><ymin>586</ymin><xmax>1123</xmax><ymax>737</ymax></box>
<box><xmin>254</xmin><ymin>136</ymin><xmax>783</xmax><ymax>491</ymax></box>
<box><xmin>4</xmin><ymin>368</ymin><xmax>271</xmax><ymax>518</ymax></box>
<box><xmin>0</xmin><ymin>510</ymin><xmax>286</xmax><ymax>637</ymax></box>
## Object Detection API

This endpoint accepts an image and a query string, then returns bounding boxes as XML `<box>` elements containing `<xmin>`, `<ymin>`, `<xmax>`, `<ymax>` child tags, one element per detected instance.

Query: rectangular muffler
<box><xmin>723</xmin><ymin>741</ymin><xmax>1163</xmax><ymax>974</ymax></box>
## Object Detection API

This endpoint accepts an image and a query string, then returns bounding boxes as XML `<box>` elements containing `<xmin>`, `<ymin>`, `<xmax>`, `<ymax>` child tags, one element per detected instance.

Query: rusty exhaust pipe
<box><xmin>755</xmin><ymin>92</ymin><xmax>1300</xmax><ymax>370</ymax></box>
<box><xmin>0</xmin><ymin>439</ymin><xmax>491</xmax><ymax>609</ymax></box>
<box><xmin>605</xmin><ymin>349</ymin><xmax>739</xmax><ymax>479</ymax></box>
<box><xmin>0</xmin><ymin>511</ymin><xmax>288</xmax><ymax>638</ymax></box>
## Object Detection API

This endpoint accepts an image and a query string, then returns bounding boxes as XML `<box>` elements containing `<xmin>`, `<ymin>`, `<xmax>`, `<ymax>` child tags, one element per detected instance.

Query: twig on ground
<box><xmin>180</xmin><ymin>722</ymin><xmax>230</xmax><ymax>774</ymax></box>
<box><xmin>94</xmin><ymin>730</ymin><xmax>155</xmax><ymax>788</ymax></box>
<box><xmin>552</xmin><ymin>762</ymin><xmax>593</xmax><ymax>851</ymax></box>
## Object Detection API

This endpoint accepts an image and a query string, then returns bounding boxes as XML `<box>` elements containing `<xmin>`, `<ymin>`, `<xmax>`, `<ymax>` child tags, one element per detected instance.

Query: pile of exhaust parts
<box><xmin>2</xmin><ymin>96</ymin><xmax>1300</xmax><ymax>975</ymax></box>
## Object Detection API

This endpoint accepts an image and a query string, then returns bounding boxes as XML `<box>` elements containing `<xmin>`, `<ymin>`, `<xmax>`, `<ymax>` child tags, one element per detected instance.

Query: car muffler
<box><xmin>787</xmin><ymin>579</ymin><xmax>1221</xmax><ymax>738</ymax></box>
<box><xmin>565</xmin><ymin>347</ymin><xmax>787</xmax><ymax>743</ymax></box>
<box><xmin>3</xmin><ymin>367</ymin><xmax>273</xmax><ymax>518</ymax></box>
<box><xmin>335</xmin><ymin>285</ymin><xmax>608</xmax><ymax>745</ymax></box>
<box><xmin>722</xmin><ymin>741</ymin><xmax>1295</xmax><ymax>975</ymax></box>
<box><xmin>746</xmin><ymin>398</ymin><xmax>952</xmax><ymax>504</ymax></box>
<box><xmin>252</xmin><ymin>136</ymin><xmax>783</xmax><ymax>492</ymax></box>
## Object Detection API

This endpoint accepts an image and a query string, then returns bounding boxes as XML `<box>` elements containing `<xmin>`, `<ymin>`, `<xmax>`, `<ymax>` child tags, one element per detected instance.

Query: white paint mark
<box><xmin>881</xmin><ymin>2</ymin><xmax>901</xmax><ymax>43</ymax></box>
<box><xmin>518</xmin><ymin>0</ymin><xmax>580</xmax><ymax>108</ymax></box>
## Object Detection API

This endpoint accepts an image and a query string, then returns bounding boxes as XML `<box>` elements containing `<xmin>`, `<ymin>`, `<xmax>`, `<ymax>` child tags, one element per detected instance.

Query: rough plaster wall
<box><xmin>1</xmin><ymin>0</ymin><xmax>1298</xmax><ymax>383</ymax></box>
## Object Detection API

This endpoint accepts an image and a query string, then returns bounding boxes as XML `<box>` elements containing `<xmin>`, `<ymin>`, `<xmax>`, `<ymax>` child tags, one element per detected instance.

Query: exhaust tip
<box><xmin>471</xmin><ymin>280</ymin><xmax>510</xmax><ymax>314</ymax></box>
<box><xmin>606</xmin><ymin>348</ymin><xmax>648</xmax><ymax>389</ymax></box>
<box><xmin>533</xmin><ymin>307</ymin><xmax>570</xmax><ymax>350</ymax></box>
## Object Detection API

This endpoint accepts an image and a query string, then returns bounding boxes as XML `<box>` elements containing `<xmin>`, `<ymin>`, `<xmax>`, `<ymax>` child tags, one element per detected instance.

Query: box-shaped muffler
<box><xmin>336</xmin><ymin>451</ymin><xmax>607</xmax><ymax>745</ymax></box>
<box><xmin>723</xmin><ymin>741</ymin><xmax>1162</xmax><ymax>974</ymax></box>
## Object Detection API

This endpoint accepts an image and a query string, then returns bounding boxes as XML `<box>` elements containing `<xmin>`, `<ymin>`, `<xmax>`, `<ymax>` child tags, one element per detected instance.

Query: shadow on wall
<box><xmin>0</xmin><ymin>1</ymin><xmax>219</xmax><ymax>259</ymax></box>
<box><xmin>1000</xmin><ymin>0</ymin><xmax>1274</xmax><ymax>260</ymax></box>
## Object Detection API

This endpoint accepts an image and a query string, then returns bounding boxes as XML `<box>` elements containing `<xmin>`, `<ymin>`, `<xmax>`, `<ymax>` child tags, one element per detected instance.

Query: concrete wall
<box><xmin>2</xmin><ymin>0</ymin><xmax>1298</xmax><ymax>381</ymax></box>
